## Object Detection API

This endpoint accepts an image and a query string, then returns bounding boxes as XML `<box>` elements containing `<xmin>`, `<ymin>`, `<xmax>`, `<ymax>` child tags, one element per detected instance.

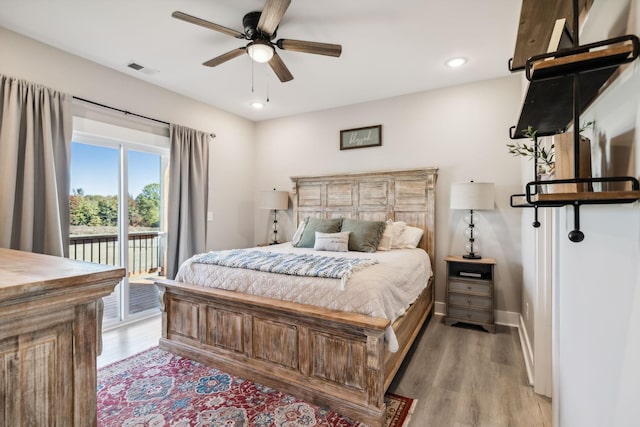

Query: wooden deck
<box><xmin>102</xmin><ymin>276</ymin><xmax>162</xmax><ymax>323</ymax></box>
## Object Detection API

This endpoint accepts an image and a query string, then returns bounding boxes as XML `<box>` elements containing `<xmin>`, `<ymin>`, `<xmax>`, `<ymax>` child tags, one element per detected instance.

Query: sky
<box><xmin>70</xmin><ymin>142</ymin><xmax>160</xmax><ymax>197</ymax></box>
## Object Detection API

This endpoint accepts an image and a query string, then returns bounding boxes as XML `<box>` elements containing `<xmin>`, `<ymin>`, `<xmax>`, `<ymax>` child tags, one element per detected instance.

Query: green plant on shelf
<box><xmin>506</xmin><ymin>121</ymin><xmax>594</xmax><ymax>176</ymax></box>
<box><xmin>507</xmin><ymin>126</ymin><xmax>555</xmax><ymax>175</ymax></box>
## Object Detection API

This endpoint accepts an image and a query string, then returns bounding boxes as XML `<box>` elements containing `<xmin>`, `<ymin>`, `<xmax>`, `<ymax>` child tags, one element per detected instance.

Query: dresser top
<box><xmin>0</xmin><ymin>248</ymin><xmax>125</xmax><ymax>301</ymax></box>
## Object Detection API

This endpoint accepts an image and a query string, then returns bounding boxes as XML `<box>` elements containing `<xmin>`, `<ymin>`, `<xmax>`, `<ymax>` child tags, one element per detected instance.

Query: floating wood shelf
<box><xmin>511</xmin><ymin>36</ymin><xmax>639</xmax><ymax>138</ymax></box>
<box><xmin>510</xmin><ymin>0</ymin><xmax>590</xmax><ymax>71</ymax></box>
<box><xmin>511</xmin><ymin>190</ymin><xmax>640</xmax><ymax>208</ymax></box>
<box><xmin>533</xmin><ymin>190</ymin><xmax>640</xmax><ymax>204</ymax></box>
<box><xmin>528</xmin><ymin>42</ymin><xmax>635</xmax><ymax>79</ymax></box>
<box><xmin>510</xmin><ymin>194</ymin><xmax>558</xmax><ymax>209</ymax></box>
<box><xmin>515</xmin><ymin>175</ymin><xmax>640</xmax><ymax>207</ymax></box>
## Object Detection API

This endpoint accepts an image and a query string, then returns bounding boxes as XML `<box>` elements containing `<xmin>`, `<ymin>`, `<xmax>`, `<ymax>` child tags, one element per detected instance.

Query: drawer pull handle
<box><xmin>467</xmin><ymin>285</ymin><xmax>472</xmax><ymax>290</ymax></box>
<box><xmin>467</xmin><ymin>298</ymin><xmax>472</xmax><ymax>304</ymax></box>
<box><xmin>467</xmin><ymin>312</ymin><xmax>472</xmax><ymax>317</ymax></box>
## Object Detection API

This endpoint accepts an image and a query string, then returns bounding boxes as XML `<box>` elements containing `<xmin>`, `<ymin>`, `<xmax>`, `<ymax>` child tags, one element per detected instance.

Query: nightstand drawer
<box><xmin>448</xmin><ymin>307</ymin><xmax>492</xmax><ymax>323</ymax></box>
<box><xmin>449</xmin><ymin>293</ymin><xmax>492</xmax><ymax>310</ymax></box>
<box><xmin>448</xmin><ymin>279</ymin><xmax>491</xmax><ymax>296</ymax></box>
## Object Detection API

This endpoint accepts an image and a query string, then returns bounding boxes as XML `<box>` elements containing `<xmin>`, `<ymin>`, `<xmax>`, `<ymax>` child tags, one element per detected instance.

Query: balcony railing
<box><xmin>69</xmin><ymin>231</ymin><xmax>165</xmax><ymax>277</ymax></box>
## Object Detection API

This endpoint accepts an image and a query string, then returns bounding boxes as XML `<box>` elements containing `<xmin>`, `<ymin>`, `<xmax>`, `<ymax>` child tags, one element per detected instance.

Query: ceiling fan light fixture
<box><xmin>247</xmin><ymin>40</ymin><xmax>274</xmax><ymax>63</ymax></box>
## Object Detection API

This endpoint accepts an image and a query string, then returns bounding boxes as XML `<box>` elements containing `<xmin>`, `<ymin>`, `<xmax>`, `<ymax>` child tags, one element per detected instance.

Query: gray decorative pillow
<box><xmin>313</xmin><ymin>231</ymin><xmax>350</xmax><ymax>252</ymax></box>
<box><xmin>340</xmin><ymin>218</ymin><xmax>386</xmax><ymax>252</ymax></box>
<box><xmin>293</xmin><ymin>217</ymin><xmax>343</xmax><ymax>248</ymax></box>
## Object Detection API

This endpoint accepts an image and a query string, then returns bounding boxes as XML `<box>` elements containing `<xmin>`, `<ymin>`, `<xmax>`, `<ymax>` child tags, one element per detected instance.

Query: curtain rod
<box><xmin>72</xmin><ymin>96</ymin><xmax>216</xmax><ymax>138</ymax></box>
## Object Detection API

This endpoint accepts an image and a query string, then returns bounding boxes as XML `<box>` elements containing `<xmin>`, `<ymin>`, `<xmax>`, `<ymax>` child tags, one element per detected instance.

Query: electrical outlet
<box><xmin>207</xmin><ymin>211</ymin><xmax>213</xmax><ymax>222</ymax></box>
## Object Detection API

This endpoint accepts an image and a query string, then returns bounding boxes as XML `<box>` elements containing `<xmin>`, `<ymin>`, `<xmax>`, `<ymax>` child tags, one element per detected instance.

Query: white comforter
<box><xmin>175</xmin><ymin>243</ymin><xmax>433</xmax><ymax>352</ymax></box>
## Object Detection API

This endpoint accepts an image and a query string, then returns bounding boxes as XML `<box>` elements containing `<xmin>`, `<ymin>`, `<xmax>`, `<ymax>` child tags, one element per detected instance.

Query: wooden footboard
<box><xmin>155</xmin><ymin>277</ymin><xmax>433</xmax><ymax>427</ymax></box>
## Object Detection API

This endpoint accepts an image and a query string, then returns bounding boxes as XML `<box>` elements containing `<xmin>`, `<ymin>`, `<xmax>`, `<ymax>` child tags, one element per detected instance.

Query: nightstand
<box><xmin>444</xmin><ymin>255</ymin><xmax>496</xmax><ymax>333</ymax></box>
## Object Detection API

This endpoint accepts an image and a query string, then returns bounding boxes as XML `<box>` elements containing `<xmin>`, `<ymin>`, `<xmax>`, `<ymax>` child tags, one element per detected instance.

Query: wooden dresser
<box><xmin>0</xmin><ymin>248</ymin><xmax>125</xmax><ymax>426</ymax></box>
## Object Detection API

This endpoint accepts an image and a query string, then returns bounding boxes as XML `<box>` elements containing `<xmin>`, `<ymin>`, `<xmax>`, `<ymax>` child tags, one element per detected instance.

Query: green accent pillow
<box><xmin>293</xmin><ymin>217</ymin><xmax>343</xmax><ymax>248</ymax></box>
<box><xmin>340</xmin><ymin>218</ymin><xmax>386</xmax><ymax>252</ymax></box>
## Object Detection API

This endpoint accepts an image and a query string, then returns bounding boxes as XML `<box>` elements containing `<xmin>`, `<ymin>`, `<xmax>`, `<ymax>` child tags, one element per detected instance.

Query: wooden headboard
<box><xmin>290</xmin><ymin>168</ymin><xmax>438</xmax><ymax>257</ymax></box>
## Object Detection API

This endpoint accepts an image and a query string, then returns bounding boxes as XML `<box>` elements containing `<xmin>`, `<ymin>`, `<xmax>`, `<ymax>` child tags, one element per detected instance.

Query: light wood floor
<box><xmin>98</xmin><ymin>314</ymin><xmax>551</xmax><ymax>426</ymax></box>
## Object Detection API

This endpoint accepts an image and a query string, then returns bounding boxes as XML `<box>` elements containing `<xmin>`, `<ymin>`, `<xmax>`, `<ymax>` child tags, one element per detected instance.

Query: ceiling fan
<box><xmin>172</xmin><ymin>0</ymin><xmax>342</xmax><ymax>83</ymax></box>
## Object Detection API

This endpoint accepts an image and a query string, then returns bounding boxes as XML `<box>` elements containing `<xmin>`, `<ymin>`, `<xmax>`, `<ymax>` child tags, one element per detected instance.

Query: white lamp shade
<box><xmin>450</xmin><ymin>182</ymin><xmax>495</xmax><ymax>210</ymax></box>
<box><xmin>259</xmin><ymin>190</ymin><xmax>288</xmax><ymax>210</ymax></box>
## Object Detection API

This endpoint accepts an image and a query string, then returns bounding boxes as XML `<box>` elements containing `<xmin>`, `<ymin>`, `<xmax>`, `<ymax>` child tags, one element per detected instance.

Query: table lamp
<box><xmin>450</xmin><ymin>181</ymin><xmax>495</xmax><ymax>259</ymax></box>
<box><xmin>259</xmin><ymin>189</ymin><xmax>289</xmax><ymax>244</ymax></box>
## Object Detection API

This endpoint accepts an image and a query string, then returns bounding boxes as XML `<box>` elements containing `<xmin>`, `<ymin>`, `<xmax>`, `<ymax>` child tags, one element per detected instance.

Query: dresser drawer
<box><xmin>448</xmin><ymin>307</ymin><xmax>492</xmax><ymax>323</ymax></box>
<box><xmin>448</xmin><ymin>293</ymin><xmax>492</xmax><ymax>310</ymax></box>
<box><xmin>448</xmin><ymin>279</ymin><xmax>491</xmax><ymax>296</ymax></box>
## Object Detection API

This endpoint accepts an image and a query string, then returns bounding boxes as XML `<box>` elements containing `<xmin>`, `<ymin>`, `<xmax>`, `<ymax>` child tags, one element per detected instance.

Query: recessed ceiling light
<box><xmin>446</xmin><ymin>57</ymin><xmax>467</xmax><ymax>68</ymax></box>
<box><xmin>250</xmin><ymin>101</ymin><xmax>264</xmax><ymax>109</ymax></box>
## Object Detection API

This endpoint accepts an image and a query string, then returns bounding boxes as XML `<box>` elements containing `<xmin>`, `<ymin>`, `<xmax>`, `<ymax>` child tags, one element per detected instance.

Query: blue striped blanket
<box><xmin>191</xmin><ymin>250</ymin><xmax>378</xmax><ymax>289</ymax></box>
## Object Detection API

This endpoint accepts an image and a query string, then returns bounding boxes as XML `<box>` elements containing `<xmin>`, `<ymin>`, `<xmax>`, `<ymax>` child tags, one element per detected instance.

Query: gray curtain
<box><xmin>0</xmin><ymin>75</ymin><xmax>72</xmax><ymax>256</ymax></box>
<box><xmin>166</xmin><ymin>124</ymin><xmax>210</xmax><ymax>279</ymax></box>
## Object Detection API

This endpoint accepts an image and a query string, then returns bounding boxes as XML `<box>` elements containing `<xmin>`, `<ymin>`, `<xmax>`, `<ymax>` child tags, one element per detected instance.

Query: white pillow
<box><xmin>314</xmin><ymin>231</ymin><xmax>350</xmax><ymax>252</ymax></box>
<box><xmin>377</xmin><ymin>220</ymin><xmax>407</xmax><ymax>250</ymax></box>
<box><xmin>395</xmin><ymin>225</ymin><xmax>423</xmax><ymax>249</ymax></box>
<box><xmin>376</xmin><ymin>220</ymin><xmax>393</xmax><ymax>251</ymax></box>
<box><xmin>291</xmin><ymin>219</ymin><xmax>307</xmax><ymax>245</ymax></box>
<box><xmin>390</xmin><ymin>221</ymin><xmax>406</xmax><ymax>247</ymax></box>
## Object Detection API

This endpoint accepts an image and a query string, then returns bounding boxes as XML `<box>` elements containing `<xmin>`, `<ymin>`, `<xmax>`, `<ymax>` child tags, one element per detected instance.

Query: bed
<box><xmin>154</xmin><ymin>167</ymin><xmax>438</xmax><ymax>426</ymax></box>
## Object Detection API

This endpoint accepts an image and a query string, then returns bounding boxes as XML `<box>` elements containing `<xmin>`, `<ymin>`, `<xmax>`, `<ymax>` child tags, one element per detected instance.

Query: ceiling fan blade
<box><xmin>203</xmin><ymin>48</ymin><xmax>247</xmax><ymax>67</ymax></box>
<box><xmin>277</xmin><ymin>39</ymin><xmax>342</xmax><ymax>57</ymax></box>
<box><xmin>172</xmin><ymin>11</ymin><xmax>245</xmax><ymax>39</ymax></box>
<box><xmin>268</xmin><ymin>53</ymin><xmax>294</xmax><ymax>82</ymax></box>
<box><xmin>258</xmin><ymin>0</ymin><xmax>291</xmax><ymax>36</ymax></box>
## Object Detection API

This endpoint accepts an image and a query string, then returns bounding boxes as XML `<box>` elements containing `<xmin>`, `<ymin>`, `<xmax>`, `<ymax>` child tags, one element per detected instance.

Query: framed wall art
<box><xmin>340</xmin><ymin>125</ymin><xmax>382</xmax><ymax>150</ymax></box>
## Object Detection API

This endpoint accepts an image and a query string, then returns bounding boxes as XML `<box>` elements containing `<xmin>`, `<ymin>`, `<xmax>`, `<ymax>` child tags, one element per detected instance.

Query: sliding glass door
<box><xmin>69</xmin><ymin>133</ymin><xmax>168</xmax><ymax>327</ymax></box>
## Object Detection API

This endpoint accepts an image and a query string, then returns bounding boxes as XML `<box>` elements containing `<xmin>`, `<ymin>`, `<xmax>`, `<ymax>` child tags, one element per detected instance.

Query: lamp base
<box><xmin>463</xmin><ymin>253</ymin><xmax>482</xmax><ymax>259</ymax></box>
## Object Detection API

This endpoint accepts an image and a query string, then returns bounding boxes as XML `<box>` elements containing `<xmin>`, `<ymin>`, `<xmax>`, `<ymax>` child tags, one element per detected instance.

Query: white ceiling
<box><xmin>0</xmin><ymin>0</ymin><xmax>522</xmax><ymax>122</ymax></box>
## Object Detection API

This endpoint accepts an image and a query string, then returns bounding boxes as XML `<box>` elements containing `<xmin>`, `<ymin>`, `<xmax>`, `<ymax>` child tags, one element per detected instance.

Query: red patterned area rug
<box><xmin>97</xmin><ymin>347</ymin><xmax>417</xmax><ymax>427</ymax></box>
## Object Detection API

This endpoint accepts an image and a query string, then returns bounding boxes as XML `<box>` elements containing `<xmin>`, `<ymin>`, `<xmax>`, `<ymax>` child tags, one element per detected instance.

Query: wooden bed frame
<box><xmin>155</xmin><ymin>167</ymin><xmax>438</xmax><ymax>426</ymax></box>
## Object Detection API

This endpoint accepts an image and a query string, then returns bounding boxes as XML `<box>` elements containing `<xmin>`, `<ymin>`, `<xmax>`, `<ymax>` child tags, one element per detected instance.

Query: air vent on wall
<box><xmin>127</xmin><ymin>61</ymin><xmax>144</xmax><ymax>71</ymax></box>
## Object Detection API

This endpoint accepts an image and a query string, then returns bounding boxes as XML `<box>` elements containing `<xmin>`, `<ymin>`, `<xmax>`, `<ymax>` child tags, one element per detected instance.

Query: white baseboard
<box><xmin>494</xmin><ymin>309</ymin><xmax>520</xmax><ymax>327</ymax></box>
<box><xmin>434</xmin><ymin>301</ymin><xmax>446</xmax><ymax>316</ymax></box>
<box><xmin>519</xmin><ymin>314</ymin><xmax>535</xmax><ymax>386</ymax></box>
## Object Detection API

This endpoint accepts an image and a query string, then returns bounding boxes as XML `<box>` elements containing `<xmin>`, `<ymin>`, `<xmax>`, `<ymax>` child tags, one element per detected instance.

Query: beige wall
<box><xmin>0</xmin><ymin>27</ymin><xmax>256</xmax><ymax>251</ymax></box>
<box><xmin>254</xmin><ymin>75</ymin><xmax>525</xmax><ymax>313</ymax></box>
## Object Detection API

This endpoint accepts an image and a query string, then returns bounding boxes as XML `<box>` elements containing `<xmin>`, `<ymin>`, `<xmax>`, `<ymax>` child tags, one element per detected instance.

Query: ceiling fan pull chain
<box><xmin>266</xmin><ymin>65</ymin><xmax>270</xmax><ymax>103</ymax></box>
<box><xmin>251</xmin><ymin>60</ymin><xmax>255</xmax><ymax>93</ymax></box>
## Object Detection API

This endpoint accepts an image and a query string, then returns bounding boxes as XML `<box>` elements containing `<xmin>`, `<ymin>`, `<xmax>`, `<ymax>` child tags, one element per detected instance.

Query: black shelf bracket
<box><xmin>508</xmin><ymin>57</ymin><xmax>525</xmax><ymax>73</ymax></box>
<box><xmin>569</xmin><ymin>203</ymin><xmax>584</xmax><ymax>242</ymax></box>
<box><xmin>508</xmin><ymin>126</ymin><xmax>521</xmax><ymax>140</ymax></box>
